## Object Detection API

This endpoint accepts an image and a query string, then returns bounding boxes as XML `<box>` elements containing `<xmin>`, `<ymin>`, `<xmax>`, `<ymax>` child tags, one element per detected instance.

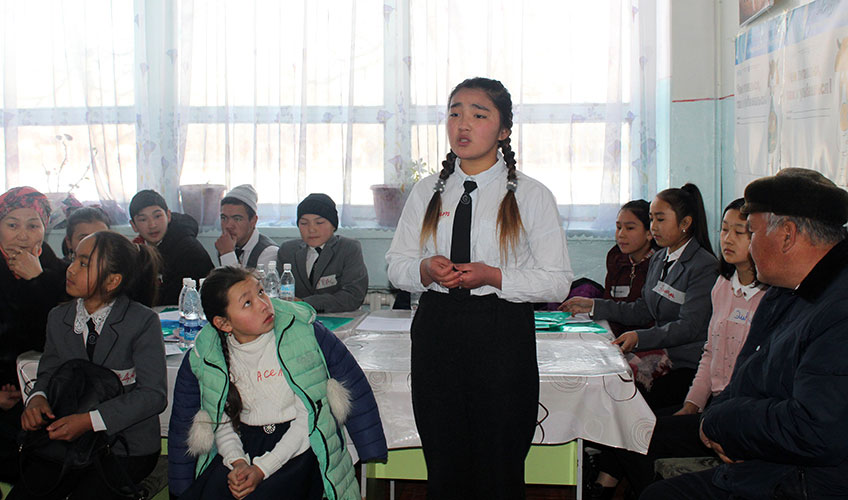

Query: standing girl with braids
<box><xmin>180</xmin><ymin>266</ymin><xmax>360</xmax><ymax>500</ymax></box>
<box><xmin>387</xmin><ymin>77</ymin><xmax>573</xmax><ymax>499</ymax></box>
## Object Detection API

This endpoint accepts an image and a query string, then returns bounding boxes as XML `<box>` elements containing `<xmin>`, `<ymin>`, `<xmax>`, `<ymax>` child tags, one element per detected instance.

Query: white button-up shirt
<box><xmin>219</xmin><ymin>228</ymin><xmax>278</xmax><ymax>271</ymax></box>
<box><xmin>386</xmin><ymin>156</ymin><xmax>573</xmax><ymax>303</ymax></box>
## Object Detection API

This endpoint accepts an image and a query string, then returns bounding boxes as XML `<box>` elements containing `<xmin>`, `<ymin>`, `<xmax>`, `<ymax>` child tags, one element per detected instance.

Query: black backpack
<box><xmin>18</xmin><ymin>358</ymin><xmax>143</xmax><ymax>499</ymax></box>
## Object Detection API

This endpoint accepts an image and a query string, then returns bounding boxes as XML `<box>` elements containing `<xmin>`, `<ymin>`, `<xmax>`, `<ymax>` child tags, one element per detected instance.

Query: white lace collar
<box><xmin>73</xmin><ymin>298</ymin><xmax>116</xmax><ymax>336</ymax></box>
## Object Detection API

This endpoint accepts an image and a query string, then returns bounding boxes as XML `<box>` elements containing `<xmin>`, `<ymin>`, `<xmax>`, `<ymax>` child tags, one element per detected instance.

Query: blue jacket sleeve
<box><xmin>167</xmin><ymin>351</ymin><xmax>201</xmax><ymax>497</ymax></box>
<box><xmin>314</xmin><ymin>321</ymin><xmax>388</xmax><ymax>462</ymax></box>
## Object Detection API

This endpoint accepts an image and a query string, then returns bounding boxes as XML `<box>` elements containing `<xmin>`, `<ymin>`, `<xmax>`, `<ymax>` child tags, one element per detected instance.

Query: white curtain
<box><xmin>1</xmin><ymin>0</ymin><xmax>662</xmax><ymax>231</ymax></box>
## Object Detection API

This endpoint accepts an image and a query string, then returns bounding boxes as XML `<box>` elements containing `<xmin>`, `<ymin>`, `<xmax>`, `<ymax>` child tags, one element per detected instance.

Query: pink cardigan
<box><xmin>684</xmin><ymin>275</ymin><xmax>766</xmax><ymax>410</ymax></box>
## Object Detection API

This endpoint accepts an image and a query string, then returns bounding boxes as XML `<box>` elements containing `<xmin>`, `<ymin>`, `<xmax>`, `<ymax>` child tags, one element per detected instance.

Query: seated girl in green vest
<box><xmin>181</xmin><ymin>266</ymin><xmax>359</xmax><ymax>500</ymax></box>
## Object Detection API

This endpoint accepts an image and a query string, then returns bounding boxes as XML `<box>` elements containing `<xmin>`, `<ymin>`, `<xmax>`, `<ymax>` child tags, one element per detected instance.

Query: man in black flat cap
<box><xmin>643</xmin><ymin>168</ymin><xmax>848</xmax><ymax>499</ymax></box>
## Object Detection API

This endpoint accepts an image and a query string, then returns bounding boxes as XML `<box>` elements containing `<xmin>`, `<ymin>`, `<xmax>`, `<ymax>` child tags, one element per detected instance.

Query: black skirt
<box><xmin>180</xmin><ymin>421</ymin><xmax>323</xmax><ymax>500</ymax></box>
<box><xmin>410</xmin><ymin>291</ymin><xmax>538</xmax><ymax>500</ymax></box>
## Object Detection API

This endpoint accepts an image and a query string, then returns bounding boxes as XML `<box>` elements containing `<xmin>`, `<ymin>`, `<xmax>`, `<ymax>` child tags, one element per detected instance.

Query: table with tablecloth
<box><xmin>344</xmin><ymin>330</ymin><xmax>655</xmax><ymax>453</ymax></box>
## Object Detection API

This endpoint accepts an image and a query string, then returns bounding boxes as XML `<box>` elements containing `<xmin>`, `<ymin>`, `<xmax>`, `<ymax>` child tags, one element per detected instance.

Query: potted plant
<box><xmin>371</xmin><ymin>157</ymin><xmax>433</xmax><ymax>228</ymax></box>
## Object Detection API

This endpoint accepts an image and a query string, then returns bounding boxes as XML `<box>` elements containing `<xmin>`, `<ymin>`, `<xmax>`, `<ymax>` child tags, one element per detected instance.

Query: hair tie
<box><xmin>506</xmin><ymin>179</ymin><xmax>518</xmax><ymax>192</ymax></box>
<box><xmin>433</xmin><ymin>178</ymin><xmax>446</xmax><ymax>193</ymax></box>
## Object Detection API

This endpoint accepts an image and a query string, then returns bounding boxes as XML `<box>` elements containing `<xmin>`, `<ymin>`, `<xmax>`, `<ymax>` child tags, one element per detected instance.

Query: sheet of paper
<box><xmin>356</xmin><ymin>315</ymin><xmax>412</xmax><ymax>333</ymax></box>
<box><xmin>165</xmin><ymin>343</ymin><xmax>184</xmax><ymax>356</ymax></box>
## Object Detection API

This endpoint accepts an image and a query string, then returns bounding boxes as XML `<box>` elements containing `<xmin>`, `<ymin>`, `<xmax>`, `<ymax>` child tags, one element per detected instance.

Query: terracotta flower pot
<box><xmin>179</xmin><ymin>184</ymin><xmax>227</xmax><ymax>229</ymax></box>
<box><xmin>371</xmin><ymin>184</ymin><xmax>410</xmax><ymax>228</ymax></box>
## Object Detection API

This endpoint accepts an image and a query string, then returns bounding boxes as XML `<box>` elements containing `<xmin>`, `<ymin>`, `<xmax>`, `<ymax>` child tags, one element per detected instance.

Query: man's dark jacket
<box><xmin>703</xmin><ymin>238</ymin><xmax>848</xmax><ymax>499</ymax></box>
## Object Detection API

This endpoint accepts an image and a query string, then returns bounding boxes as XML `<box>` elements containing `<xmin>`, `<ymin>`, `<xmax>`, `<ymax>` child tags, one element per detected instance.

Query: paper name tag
<box><xmin>112</xmin><ymin>367</ymin><xmax>136</xmax><ymax>386</ymax></box>
<box><xmin>610</xmin><ymin>285</ymin><xmax>631</xmax><ymax>298</ymax></box>
<box><xmin>728</xmin><ymin>307</ymin><xmax>753</xmax><ymax>325</ymax></box>
<box><xmin>317</xmin><ymin>274</ymin><xmax>337</xmax><ymax>289</ymax></box>
<box><xmin>652</xmin><ymin>281</ymin><xmax>686</xmax><ymax>305</ymax></box>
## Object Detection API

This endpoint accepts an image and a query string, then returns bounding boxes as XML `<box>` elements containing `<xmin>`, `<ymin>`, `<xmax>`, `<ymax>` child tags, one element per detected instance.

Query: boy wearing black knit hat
<box><xmin>276</xmin><ymin>193</ymin><xmax>368</xmax><ymax>312</ymax></box>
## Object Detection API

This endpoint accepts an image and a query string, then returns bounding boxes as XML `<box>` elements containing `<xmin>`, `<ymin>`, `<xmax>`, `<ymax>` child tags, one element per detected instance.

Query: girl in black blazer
<box><xmin>15</xmin><ymin>231</ymin><xmax>167</xmax><ymax>500</ymax></box>
<box><xmin>563</xmin><ymin>183</ymin><xmax>718</xmax><ymax>408</ymax></box>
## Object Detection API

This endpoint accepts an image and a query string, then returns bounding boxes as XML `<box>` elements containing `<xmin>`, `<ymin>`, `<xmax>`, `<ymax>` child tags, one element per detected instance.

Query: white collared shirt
<box><xmin>219</xmin><ymin>229</ymin><xmax>278</xmax><ymax>271</ymax></box>
<box><xmin>305</xmin><ymin>244</ymin><xmax>326</xmax><ymax>277</ymax></box>
<box><xmin>661</xmin><ymin>238</ymin><xmax>692</xmax><ymax>277</ymax></box>
<box><xmin>730</xmin><ymin>270</ymin><xmax>764</xmax><ymax>301</ymax></box>
<box><xmin>386</xmin><ymin>155</ymin><xmax>573</xmax><ymax>303</ymax></box>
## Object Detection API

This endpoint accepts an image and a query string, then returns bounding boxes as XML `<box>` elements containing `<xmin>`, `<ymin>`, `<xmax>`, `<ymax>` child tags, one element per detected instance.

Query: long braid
<box><xmin>218</xmin><ymin>329</ymin><xmax>244</xmax><ymax>432</ymax></box>
<box><xmin>419</xmin><ymin>151</ymin><xmax>457</xmax><ymax>249</ymax></box>
<box><xmin>497</xmin><ymin>137</ymin><xmax>524</xmax><ymax>262</ymax></box>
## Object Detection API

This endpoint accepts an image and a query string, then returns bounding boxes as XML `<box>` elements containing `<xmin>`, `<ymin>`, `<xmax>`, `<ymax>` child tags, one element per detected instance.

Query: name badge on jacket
<box><xmin>727</xmin><ymin>308</ymin><xmax>752</xmax><ymax>325</ymax></box>
<box><xmin>112</xmin><ymin>366</ymin><xmax>136</xmax><ymax>386</ymax></box>
<box><xmin>652</xmin><ymin>281</ymin><xmax>686</xmax><ymax>305</ymax></box>
<box><xmin>316</xmin><ymin>274</ymin><xmax>337</xmax><ymax>290</ymax></box>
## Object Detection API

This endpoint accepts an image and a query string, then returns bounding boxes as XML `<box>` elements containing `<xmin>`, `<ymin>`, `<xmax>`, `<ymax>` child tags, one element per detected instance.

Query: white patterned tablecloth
<box><xmin>344</xmin><ymin>331</ymin><xmax>656</xmax><ymax>453</ymax></box>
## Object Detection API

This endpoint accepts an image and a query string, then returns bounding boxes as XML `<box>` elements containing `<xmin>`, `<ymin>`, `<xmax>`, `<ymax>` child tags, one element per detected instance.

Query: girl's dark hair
<box><xmin>62</xmin><ymin>206</ymin><xmax>112</xmax><ymax>257</ymax></box>
<box><xmin>655</xmin><ymin>183</ymin><xmax>714</xmax><ymax>256</ymax></box>
<box><xmin>201</xmin><ymin>266</ymin><xmax>255</xmax><ymax>432</ymax></box>
<box><xmin>718</xmin><ymin>198</ymin><xmax>757</xmax><ymax>280</ymax></box>
<box><xmin>620</xmin><ymin>199</ymin><xmax>660</xmax><ymax>250</ymax></box>
<box><xmin>88</xmin><ymin>231</ymin><xmax>161</xmax><ymax>307</ymax></box>
<box><xmin>420</xmin><ymin>77</ymin><xmax>523</xmax><ymax>262</ymax></box>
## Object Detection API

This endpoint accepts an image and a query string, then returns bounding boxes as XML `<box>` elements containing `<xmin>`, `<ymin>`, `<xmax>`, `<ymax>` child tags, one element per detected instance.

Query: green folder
<box><xmin>534</xmin><ymin>311</ymin><xmax>607</xmax><ymax>333</ymax></box>
<box><xmin>316</xmin><ymin>316</ymin><xmax>355</xmax><ymax>332</ymax></box>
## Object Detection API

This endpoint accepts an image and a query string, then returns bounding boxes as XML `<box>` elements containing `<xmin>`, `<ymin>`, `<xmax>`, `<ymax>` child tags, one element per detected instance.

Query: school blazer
<box><xmin>276</xmin><ymin>235</ymin><xmax>368</xmax><ymax>313</ymax></box>
<box><xmin>592</xmin><ymin>239</ymin><xmax>718</xmax><ymax>369</ymax></box>
<box><xmin>34</xmin><ymin>295</ymin><xmax>168</xmax><ymax>456</ymax></box>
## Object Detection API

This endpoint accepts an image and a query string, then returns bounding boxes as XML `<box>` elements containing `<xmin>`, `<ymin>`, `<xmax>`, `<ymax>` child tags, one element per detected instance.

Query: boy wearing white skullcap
<box><xmin>216</xmin><ymin>184</ymin><xmax>278</xmax><ymax>271</ymax></box>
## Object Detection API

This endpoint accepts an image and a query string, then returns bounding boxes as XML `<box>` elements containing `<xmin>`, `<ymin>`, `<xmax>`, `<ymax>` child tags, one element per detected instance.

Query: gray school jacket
<box><xmin>35</xmin><ymin>295</ymin><xmax>168</xmax><ymax>456</ymax></box>
<box><xmin>277</xmin><ymin>234</ymin><xmax>369</xmax><ymax>313</ymax></box>
<box><xmin>592</xmin><ymin>239</ymin><xmax>718</xmax><ymax>369</ymax></box>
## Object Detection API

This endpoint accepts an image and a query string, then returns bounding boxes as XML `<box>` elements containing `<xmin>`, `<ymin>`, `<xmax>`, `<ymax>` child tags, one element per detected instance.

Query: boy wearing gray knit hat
<box><xmin>216</xmin><ymin>184</ymin><xmax>278</xmax><ymax>271</ymax></box>
<box><xmin>276</xmin><ymin>193</ymin><xmax>368</xmax><ymax>312</ymax></box>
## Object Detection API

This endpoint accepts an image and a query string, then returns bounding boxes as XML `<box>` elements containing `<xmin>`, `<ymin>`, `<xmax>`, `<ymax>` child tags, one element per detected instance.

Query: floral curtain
<box><xmin>1</xmin><ymin>0</ymin><xmax>662</xmax><ymax>231</ymax></box>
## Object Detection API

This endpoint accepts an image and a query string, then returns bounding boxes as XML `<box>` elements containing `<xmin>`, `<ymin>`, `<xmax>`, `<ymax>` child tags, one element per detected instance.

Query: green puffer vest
<box><xmin>189</xmin><ymin>298</ymin><xmax>358</xmax><ymax>500</ymax></box>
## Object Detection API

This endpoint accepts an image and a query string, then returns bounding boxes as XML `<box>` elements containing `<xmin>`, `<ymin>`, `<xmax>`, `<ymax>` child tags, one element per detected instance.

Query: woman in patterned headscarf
<box><xmin>0</xmin><ymin>187</ymin><xmax>69</xmax><ymax>482</ymax></box>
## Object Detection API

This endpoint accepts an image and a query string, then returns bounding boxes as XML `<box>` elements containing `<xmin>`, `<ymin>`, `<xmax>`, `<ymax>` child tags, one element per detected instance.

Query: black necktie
<box><xmin>86</xmin><ymin>318</ymin><xmax>98</xmax><ymax>361</ymax></box>
<box><xmin>659</xmin><ymin>258</ymin><xmax>673</xmax><ymax>282</ymax></box>
<box><xmin>450</xmin><ymin>180</ymin><xmax>477</xmax><ymax>297</ymax></box>
<box><xmin>309</xmin><ymin>247</ymin><xmax>322</xmax><ymax>282</ymax></box>
<box><xmin>234</xmin><ymin>247</ymin><xmax>245</xmax><ymax>262</ymax></box>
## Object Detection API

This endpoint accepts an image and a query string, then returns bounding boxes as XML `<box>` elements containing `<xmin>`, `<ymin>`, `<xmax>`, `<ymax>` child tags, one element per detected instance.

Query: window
<box><xmin>2</xmin><ymin>0</ymin><xmax>660</xmax><ymax>231</ymax></box>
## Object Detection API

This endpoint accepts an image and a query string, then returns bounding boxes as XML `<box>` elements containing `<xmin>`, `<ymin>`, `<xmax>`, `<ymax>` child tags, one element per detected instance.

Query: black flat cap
<box><xmin>742</xmin><ymin>167</ymin><xmax>848</xmax><ymax>226</ymax></box>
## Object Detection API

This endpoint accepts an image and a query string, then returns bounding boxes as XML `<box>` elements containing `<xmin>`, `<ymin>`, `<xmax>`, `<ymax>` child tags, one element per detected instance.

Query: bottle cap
<box><xmin>268</xmin><ymin>261</ymin><xmax>277</xmax><ymax>270</ymax></box>
<box><xmin>188</xmin><ymin>279</ymin><xmax>197</xmax><ymax>288</ymax></box>
<box><xmin>284</xmin><ymin>263</ymin><xmax>292</xmax><ymax>271</ymax></box>
<box><xmin>199</xmin><ymin>278</ymin><xmax>205</xmax><ymax>289</ymax></box>
<box><xmin>183</xmin><ymin>277</ymin><xmax>193</xmax><ymax>286</ymax></box>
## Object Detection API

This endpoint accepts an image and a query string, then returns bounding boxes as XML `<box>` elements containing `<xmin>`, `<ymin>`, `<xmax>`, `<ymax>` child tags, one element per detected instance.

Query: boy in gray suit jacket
<box><xmin>277</xmin><ymin>193</ymin><xmax>368</xmax><ymax>312</ymax></box>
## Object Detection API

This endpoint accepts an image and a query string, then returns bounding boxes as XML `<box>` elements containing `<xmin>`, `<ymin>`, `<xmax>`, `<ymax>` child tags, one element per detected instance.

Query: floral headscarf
<box><xmin>0</xmin><ymin>187</ymin><xmax>51</xmax><ymax>227</ymax></box>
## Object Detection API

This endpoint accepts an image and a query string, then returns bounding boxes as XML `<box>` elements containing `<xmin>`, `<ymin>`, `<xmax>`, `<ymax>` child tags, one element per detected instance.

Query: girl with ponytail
<box><xmin>387</xmin><ymin>77</ymin><xmax>573</xmax><ymax>498</ymax></box>
<box><xmin>17</xmin><ymin>231</ymin><xmax>167</xmax><ymax>499</ymax></box>
<box><xmin>562</xmin><ymin>183</ymin><xmax>718</xmax><ymax>410</ymax></box>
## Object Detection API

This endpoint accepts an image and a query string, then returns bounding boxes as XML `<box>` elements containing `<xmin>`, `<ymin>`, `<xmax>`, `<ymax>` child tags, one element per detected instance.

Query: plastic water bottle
<box><xmin>280</xmin><ymin>263</ymin><xmax>295</xmax><ymax>301</ymax></box>
<box><xmin>264</xmin><ymin>261</ymin><xmax>280</xmax><ymax>298</ymax></box>
<box><xmin>177</xmin><ymin>278</ymin><xmax>192</xmax><ymax>343</ymax></box>
<box><xmin>181</xmin><ymin>279</ymin><xmax>202</xmax><ymax>350</ymax></box>
<box><xmin>198</xmin><ymin>278</ymin><xmax>208</xmax><ymax>328</ymax></box>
